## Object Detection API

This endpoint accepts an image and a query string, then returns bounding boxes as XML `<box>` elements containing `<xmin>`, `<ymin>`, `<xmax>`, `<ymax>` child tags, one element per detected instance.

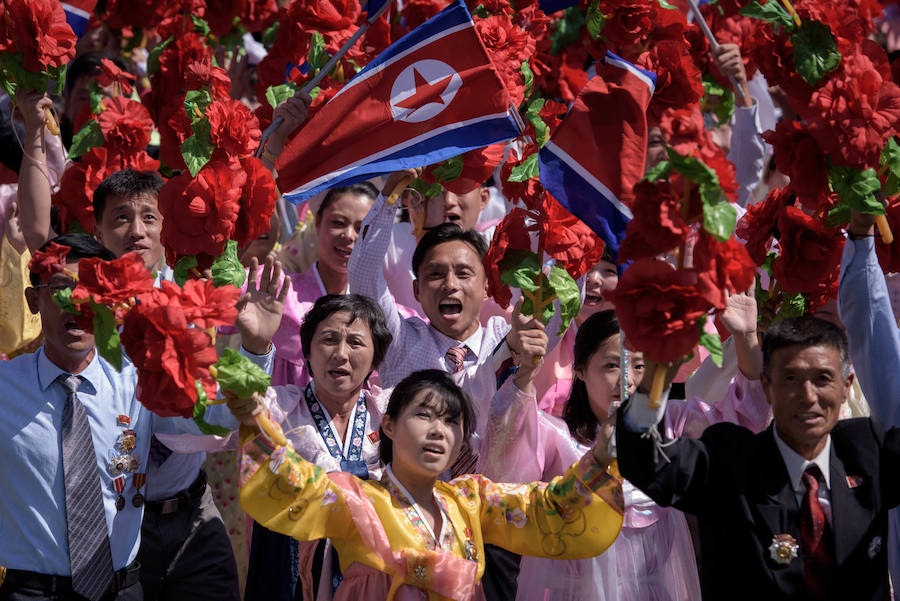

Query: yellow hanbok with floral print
<box><xmin>240</xmin><ymin>439</ymin><xmax>624</xmax><ymax>601</ymax></box>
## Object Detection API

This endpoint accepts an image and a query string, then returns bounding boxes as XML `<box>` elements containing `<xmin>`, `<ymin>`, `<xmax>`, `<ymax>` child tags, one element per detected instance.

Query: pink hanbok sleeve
<box><xmin>663</xmin><ymin>372</ymin><xmax>771</xmax><ymax>440</ymax></box>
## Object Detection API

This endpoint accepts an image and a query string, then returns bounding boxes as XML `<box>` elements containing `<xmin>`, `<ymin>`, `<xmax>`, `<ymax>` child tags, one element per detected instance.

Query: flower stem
<box><xmin>648</xmin><ymin>365</ymin><xmax>668</xmax><ymax>409</ymax></box>
<box><xmin>876</xmin><ymin>214</ymin><xmax>894</xmax><ymax>244</ymax></box>
<box><xmin>780</xmin><ymin>0</ymin><xmax>802</xmax><ymax>28</ymax></box>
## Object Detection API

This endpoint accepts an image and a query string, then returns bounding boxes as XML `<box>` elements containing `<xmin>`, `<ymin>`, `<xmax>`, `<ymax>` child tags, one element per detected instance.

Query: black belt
<box><xmin>1</xmin><ymin>561</ymin><xmax>140</xmax><ymax>595</ymax></box>
<box><xmin>144</xmin><ymin>470</ymin><xmax>208</xmax><ymax>515</ymax></box>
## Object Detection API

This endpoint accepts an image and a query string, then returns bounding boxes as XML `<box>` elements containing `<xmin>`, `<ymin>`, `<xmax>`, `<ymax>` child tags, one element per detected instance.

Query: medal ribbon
<box><xmin>304</xmin><ymin>383</ymin><xmax>369</xmax><ymax>479</ymax></box>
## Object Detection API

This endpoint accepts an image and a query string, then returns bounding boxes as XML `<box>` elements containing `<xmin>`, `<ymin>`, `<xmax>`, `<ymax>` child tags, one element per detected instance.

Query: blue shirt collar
<box><xmin>36</xmin><ymin>346</ymin><xmax>100</xmax><ymax>395</ymax></box>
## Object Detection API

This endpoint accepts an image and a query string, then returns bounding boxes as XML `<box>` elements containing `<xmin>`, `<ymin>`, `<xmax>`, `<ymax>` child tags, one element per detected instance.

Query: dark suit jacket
<box><xmin>616</xmin><ymin>412</ymin><xmax>900</xmax><ymax>601</ymax></box>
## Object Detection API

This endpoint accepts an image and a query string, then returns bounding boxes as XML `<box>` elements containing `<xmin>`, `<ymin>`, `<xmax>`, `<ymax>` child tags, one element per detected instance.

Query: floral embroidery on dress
<box><xmin>321</xmin><ymin>488</ymin><xmax>338</xmax><ymax>506</ymax></box>
<box><xmin>505</xmin><ymin>507</ymin><xmax>527</xmax><ymax>528</ymax></box>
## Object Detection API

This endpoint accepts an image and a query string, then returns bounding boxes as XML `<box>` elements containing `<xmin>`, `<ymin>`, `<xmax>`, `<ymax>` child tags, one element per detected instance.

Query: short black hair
<box><xmin>300</xmin><ymin>294</ymin><xmax>393</xmax><ymax>374</ymax></box>
<box><xmin>379</xmin><ymin>369</ymin><xmax>476</xmax><ymax>465</ymax></box>
<box><xmin>64</xmin><ymin>51</ymin><xmax>129</xmax><ymax>95</ymax></box>
<box><xmin>93</xmin><ymin>170</ymin><xmax>164</xmax><ymax>223</ymax></box>
<box><xmin>562</xmin><ymin>310</ymin><xmax>622</xmax><ymax>445</ymax></box>
<box><xmin>317</xmin><ymin>182</ymin><xmax>378</xmax><ymax>219</ymax></box>
<box><xmin>763</xmin><ymin>315</ymin><xmax>850</xmax><ymax>378</ymax></box>
<box><xmin>29</xmin><ymin>234</ymin><xmax>116</xmax><ymax>286</ymax></box>
<box><xmin>411</xmin><ymin>223</ymin><xmax>487</xmax><ymax>278</ymax></box>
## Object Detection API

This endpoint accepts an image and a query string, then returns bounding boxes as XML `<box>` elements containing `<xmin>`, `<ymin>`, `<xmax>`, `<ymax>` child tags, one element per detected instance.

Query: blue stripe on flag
<box><xmin>283</xmin><ymin>112</ymin><xmax>520</xmax><ymax>203</ymax></box>
<box><xmin>538</xmin><ymin>141</ymin><xmax>633</xmax><ymax>254</ymax></box>
<box><xmin>364</xmin><ymin>0</ymin><xmax>391</xmax><ymax>21</ymax></box>
<box><xmin>63</xmin><ymin>4</ymin><xmax>90</xmax><ymax>38</ymax></box>
<box><xmin>604</xmin><ymin>51</ymin><xmax>657</xmax><ymax>93</ymax></box>
<box><xmin>538</xmin><ymin>0</ymin><xmax>579</xmax><ymax>13</ymax></box>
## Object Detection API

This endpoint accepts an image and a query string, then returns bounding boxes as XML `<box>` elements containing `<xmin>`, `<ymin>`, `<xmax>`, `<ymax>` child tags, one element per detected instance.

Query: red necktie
<box><xmin>445</xmin><ymin>346</ymin><xmax>468</xmax><ymax>373</ymax></box>
<box><xmin>800</xmin><ymin>465</ymin><xmax>834</xmax><ymax>598</ymax></box>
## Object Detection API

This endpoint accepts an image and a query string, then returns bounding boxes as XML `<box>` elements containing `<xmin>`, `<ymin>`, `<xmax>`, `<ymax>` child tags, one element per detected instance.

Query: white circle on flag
<box><xmin>389</xmin><ymin>59</ymin><xmax>462</xmax><ymax>123</ymax></box>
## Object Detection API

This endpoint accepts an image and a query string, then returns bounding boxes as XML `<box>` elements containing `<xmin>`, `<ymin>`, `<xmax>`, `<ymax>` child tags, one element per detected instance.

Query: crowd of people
<box><xmin>3</xmin><ymin>1</ymin><xmax>900</xmax><ymax>600</ymax></box>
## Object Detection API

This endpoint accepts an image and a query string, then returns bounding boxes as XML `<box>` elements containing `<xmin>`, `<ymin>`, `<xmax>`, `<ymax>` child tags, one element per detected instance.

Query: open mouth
<box><xmin>583</xmin><ymin>294</ymin><xmax>603</xmax><ymax>306</ymax></box>
<box><xmin>444</xmin><ymin>214</ymin><xmax>461</xmax><ymax>223</ymax></box>
<box><xmin>335</xmin><ymin>247</ymin><xmax>352</xmax><ymax>259</ymax></box>
<box><xmin>64</xmin><ymin>320</ymin><xmax>85</xmax><ymax>334</ymax></box>
<box><xmin>423</xmin><ymin>445</ymin><xmax>445</xmax><ymax>456</ymax></box>
<box><xmin>438</xmin><ymin>300</ymin><xmax>463</xmax><ymax>316</ymax></box>
<box><xmin>328</xmin><ymin>368</ymin><xmax>350</xmax><ymax>379</ymax></box>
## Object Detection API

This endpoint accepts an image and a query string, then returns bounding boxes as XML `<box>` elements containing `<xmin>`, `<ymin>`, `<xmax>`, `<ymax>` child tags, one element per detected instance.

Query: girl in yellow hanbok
<box><xmin>239</xmin><ymin>366</ymin><xmax>625</xmax><ymax>601</ymax></box>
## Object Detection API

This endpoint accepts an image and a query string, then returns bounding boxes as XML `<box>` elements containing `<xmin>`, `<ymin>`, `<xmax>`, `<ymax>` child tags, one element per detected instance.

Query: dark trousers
<box><xmin>138</xmin><ymin>485</ymin><xmax>239</xmax><ymax>601</ymax></box>
<box><xmin>244</xmin><ymin>523</ymin><xmax>300</xmax><ymax>601</ymax></box>
<box><xmin>481</xmin><ymin>545</ymin><xmax>521</xmax><ymax>601</ymax></box>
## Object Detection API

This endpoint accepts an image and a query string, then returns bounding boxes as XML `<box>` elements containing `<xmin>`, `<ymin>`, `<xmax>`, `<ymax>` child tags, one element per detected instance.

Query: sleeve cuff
<box><xmin>621</xmin><ymin>388</ymin><xmax>669</xmax><ymax>432</ymax></box>
<box><xmin>240</xmin><ymin>344</ymin><xmax>276</xmax><ymax>375</ymax></box>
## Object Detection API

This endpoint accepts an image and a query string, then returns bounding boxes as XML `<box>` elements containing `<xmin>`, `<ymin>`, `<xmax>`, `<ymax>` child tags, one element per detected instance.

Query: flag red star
<box><xmin>394</xmin><ymin>68</ymin><xmax>453</xmax><ymax>111</ymax></box>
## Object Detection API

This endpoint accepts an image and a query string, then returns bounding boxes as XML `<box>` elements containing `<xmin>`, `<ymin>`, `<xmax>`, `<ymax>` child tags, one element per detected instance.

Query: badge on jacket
<box><xmin>769</xmin><ymin>534</ymin><xmax>798</xmax><ymax>565</ymax></box>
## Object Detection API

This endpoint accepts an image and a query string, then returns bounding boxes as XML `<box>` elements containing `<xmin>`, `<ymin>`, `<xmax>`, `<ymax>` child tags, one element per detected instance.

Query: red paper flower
<box><xmin>773</xmin><ymin>206</ymin><xmax>845</xmax><ymax>299</ymax></box>
<box><xmin>98</xmin><ymin>96</ymin><xmax>153</xmax><ymax>155</ymax></box>
<box><xmin>234</xmin><ymin>157</ymin><xmax>278</xmax><ymax>247</ymax></box>
<box><xmin>636</xmin><ymin>40</ymin><xmax>704</xmax><ymax>125</ymax></box>
<box><xmin>158</xmin><ymin>158</ymin><xmax>246</xmax><ymax>265</ymax></box>
<box><xmin>693</xmin><ymin>230</ymin><xmax>757</xmax><ymax>309</ymax></box>
<box><xmin>658</xmin><ymin>106</ymin><xmax>705</xmax><ymax>157</ymax></box>
<box><xmin>475</xmin><ymin>14</ymin><xmax>535</xmax><ymax>106</ymax></box>
<box><xmin>401</xmin><ymin>0</ymin><xmax>451</xmax><ymax>29</ymax></box>
<box><xmin>95</xmin><ymin>58</ymin><xmax>136</xmax><ymax>95</ymax></box>
<box><xmin>500</xmin><ymin>145</ymin><xmax>543</xmax><ymax>211</ymax></box>
<box><xmin>121</xmin><ymin>289</ymin><xmax>218</xmax><ymax>418</ymax></box>
<box><xmin>484</xmin><ymin>208</ymin><xmax>533</xmax><ymax>308</ymax></box>
<box><xmin>184</xmin><ymin>60</ymin><xmax>232</xmax><ymax>100</ymax></box>
<box><xmin>804</xmin><ymin>49</ymin><xmax>900</xmax><ymax>169</ymax></box>
<box><xmin>178</xmin><ymin>279</ymin><xmax>241</xmax><ymax>329</ymax></box>
<box><xmin>597</xmin><ymin>0</ymin><xmax>655</xmax><ymax>51</ymax></box>
<box><xmin>71</xmin><ymin>252</ymin><xmax>156</xmax><ymax>308</ymax></box>
<box><xmin>609</xmin><ymin>259</ymin><xmax>715</xmax><ymax>363</ymax></box>
<box><xmin>618</xmin><ymin>179</ymin><xmax>688</xmax><ymax>263</ymax></box>
<box><xmin>736</xmin><ymin>186</ymin><xmax>793</xmax><ymax>265</ymax></box>
<box><xmin>206</xmin><ymin>98</ymin><xmax>262</xmax><ymax>159</ymax></box>
<box><xmin>28</xmin><ymin>241</ymin><xmax>70</xmax><ymax>279</ymax></box>
<box><xmin>540</xmin><ymin>194</ymin><xmax>605</xmax><ymax>280</ymax></box>
<box><xmin>5</xmin><ymin>0</ymin><xmax>76</xmax><ymax>71</ymax></box>
<box><xmin>762</xmin><ymin>121</ymin><xmax>830</xmax><ymax>210</ymax></box>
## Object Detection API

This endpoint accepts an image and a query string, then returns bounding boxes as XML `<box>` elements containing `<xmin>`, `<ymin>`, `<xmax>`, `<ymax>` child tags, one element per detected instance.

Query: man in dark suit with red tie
<box><xmin>616</xmin><ymin>315</ymin><xmax>900</xmax><ymax>600</ymax></box>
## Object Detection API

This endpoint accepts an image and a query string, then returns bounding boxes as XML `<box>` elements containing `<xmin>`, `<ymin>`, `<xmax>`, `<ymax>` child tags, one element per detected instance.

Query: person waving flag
<box><xmin>539</xmin><ymin>51</ymin><xmax>656</xmax><ymax>255</ymax></box>
<box><xmin>275</xmin><ymin>0</ymin><xmax>521</xmax><ymax>204</ymax></box>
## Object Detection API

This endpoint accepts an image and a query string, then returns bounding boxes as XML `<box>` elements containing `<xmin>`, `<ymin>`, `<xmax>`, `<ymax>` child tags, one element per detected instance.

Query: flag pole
<box><xmin>685</xmin><ymin>0</ymin><xmax>750</xmax><ymax>104</ymax></box>
<box><xmin>255</xmin><ymin>1</ymin><xmax>393</xmax><ymax>157</ymax></box>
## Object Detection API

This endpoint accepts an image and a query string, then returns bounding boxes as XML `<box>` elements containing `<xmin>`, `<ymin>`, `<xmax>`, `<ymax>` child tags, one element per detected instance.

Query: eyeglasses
<box><xmin>34</xmin><ymin>281</ymin><xmax>77</xmax><ymax>294</ymax></box>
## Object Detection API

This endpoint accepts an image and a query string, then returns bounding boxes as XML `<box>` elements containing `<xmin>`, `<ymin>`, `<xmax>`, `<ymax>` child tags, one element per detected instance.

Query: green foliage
<box><xmin>89</xmin><ymin>81</ymin><xmax>105</xmax><ymax>114</ymax></box>
<box><xmin>409</xmin><ymin>178</ymin><xmax>443</xmax><ymax>200</ymax></box>
<box><xmin>697</xmin><ymin>316</ymin><xmax>723</xmax><ymax>368</ymax></box>
<box><xmin>181</xmin><ymin>118</ymin><xmax>214</xmax><ymax>177</ymax></box>
<box><xmin>775</xmin><ymin>292</ymin><xmax>808</xmax><ymax>321</ymax></box>
<box><xmin>191</xmin><ymin>15</ymin><xmax>211</xmax><ymax>37</ymax></box>
<box><xmin>184</xmin><ymin>89</ymin><xmax>213</xmax><ymax>120</ymax></box>
<box><xmin>192</xmin><ymin>382</ymin><xmax>231</xmax><ymax>436</ymax></box>
<box><xmin>52</xmin><ymin>287</ymin><xmax>80</xmax><ymax>314</ymax></box>
<box><xmin>262</xmin><ymin>22</ymin><xmax>279</xmax><ymax>47</ymax></box>
<box><xmin>549</xmin><ymin>7</ymin><xmax>585</xmax><ymax>56</ymax></box>
<box><xmin>431</xmin><ymin>155</ymin><xmax>464</xmax><ymax>182</ymax></box>
<box><xmin>585</xmin><ymin>0</ymin><xmax>606</xmax><ymax>40</ymax></box>
<box><xmin>91</xmin><ymin>300</ymin><xmax>122</xmax><ymax>372</ymax></box>
<box><xmin>500</xmin><ymin>249</ymin><xmax>541</xmax><ymax>292</ymax></box>
<box><xmin>829</xmin><ymin>165</ymin><xmax>884</xmax><ymax>215</ymax></box>
<box><xmin>471</xmin><ymin>4</ymin><xmax>490</xmax><ymax>17</ymax></box>
<box><xmin>266</xmin><ymin>81</ymin><xmax>301</xmax><ymax>109</ymax></box>
<box><xmin>508</xmin><ymin>153</ymin><xmax>539</xmax><ymax>182</ymax></box>
<box><xmin>791</xmin><ymin>20</ymin><xmax>841</xmax><ymax>86</ymax></box>
<box><xmin>147</xmin><ymin>36</ymin><xmax>174</xmax><ymax>77</ymax></box>
<box><xmin>546</xmin><ymin>264</ymin><xmax>581</xmax><ymax>334</ymax></box>
<box><xmin>0</xmin><ymin>52</ymin><xmax>67</xmax><ymax>97</ymax></box>
<box><xmin>702</xmin><ymin>75</ymin><xmax>735</xmax><ymax>125</ymax></box>
<box><xmin>214</xmin><ymin>347</ymin><xmax>271</xmax><ymax>397</ymax></box>
<box><xmin>524</xmin><ymin>98</ymin><xmax>549</xmax><ymax>147</ymax></box>
<box><xmin>67</xmin><ymin>120</ymin><xmax>105</xmax><ymax>160</ymax></box>
<box><xmin>211</xmin><ymin>240</ymin><xmax>247</xmax><ymax>288</ymax></box>
<box><xmin>882</xmin><ymin>138</ymin><xmax>900</xmax><ymax>196</ymax></box>
<box><xmin>173</xmin><ymin>255</ymin><xmax>199</xmax><ymax>286</ymax></box>
<box><xmin>499</xmin><ymin>250</ymin><xmax>581</xmax><ymax>335</ymax></box>
<box><xmin>520</xmin><ymin>61</ymin><xmax>534</xmax><ymax>105</ymax></box>
<box><xmin>308</xmin><ymin>32</ymin><xmax>328</xmax><ymax>74</ymax></box>
<box><xmin>739</xmin><ymin>0</ymin><xmax>795</xmax><ymax>30</ymax></box>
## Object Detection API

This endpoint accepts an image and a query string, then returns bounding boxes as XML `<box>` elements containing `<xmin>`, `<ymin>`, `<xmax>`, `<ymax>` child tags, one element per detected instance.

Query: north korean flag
<box><xmin>61</xmin><ymin>0</ymin><xmax>97</xmax><ymax>39</ymax></box>
<box><xmin>276</xmin><ymin>0</ymin><xmax>522</xmax><ymax>204</ymax></box>
<box><xmin>538</xmin><ymin>52</ymin><xmax>656</xmax><ymax>256</ymax></box>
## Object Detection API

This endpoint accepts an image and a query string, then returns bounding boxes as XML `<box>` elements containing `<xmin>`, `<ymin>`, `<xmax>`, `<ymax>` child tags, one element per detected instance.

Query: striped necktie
<box><xmin>58</xmin><ymin>374</ymin><xmax>114</xmax><ymax>601</ymax></box>
<box><xmin>445</xmin><ymin>346</ymin><xmax>468</xmax><ymax>373</ymax></box>
<box><xmin>800</xmin><ymin>465</ymin><xmax>834</xmax><ymax>598</ymax></box>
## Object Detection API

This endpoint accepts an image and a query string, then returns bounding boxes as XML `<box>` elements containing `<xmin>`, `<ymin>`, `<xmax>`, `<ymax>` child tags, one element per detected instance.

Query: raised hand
<box><xmin>235</xmin><ymin>256</ymin><xmax>292</xmax><ymax>355</ymax></box>
<box><xmin>510</xmin><ymin>299</ymin><xmax>549</xmax><ymax>393</ymax></box>
<box><xmin>719</xmin><ymin>280</ymin><xmax>758</xmax><ymax>338</ymax></box>
<box><xmin>266</xmin><ymin>91</ymin><xmax>313</xmax><ymax>157</ymax></box>
<box><xmin>226</xmin><ymin>391</ymin><xmax>266</xmax><ymax>427</ymax></box>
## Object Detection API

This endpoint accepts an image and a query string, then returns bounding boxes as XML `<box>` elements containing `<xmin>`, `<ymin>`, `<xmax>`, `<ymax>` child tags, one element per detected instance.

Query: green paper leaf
<box><xmin>791</xmin><ymin>20</ymin><xmax>841</xmax><ymax>86</ymax></box>
<box><xmin>432</xmin><ymin>155</ymin><xmax>463</xmax><ymax>182</ymax></box>
<box><xmin>499</xmin><ymin>249</ymin><xmax>541</xmax><ymax>292</ymax></box>
<box><xmin>409</xmin><ymin>178</ymin><xmax>443</xmax><ymax>200</ymax></box>
<box><xmin>654</xmin><ymin>0</ymin><xmax>677</xmax><ymax>9</ymax></box>
<box><xmin>825</xmin><ymin>203</ymin><xmax>852</xmax><ymax>228</ymax></box>
<box><xmin>520</xmin><ymin>61</ymin><xmax>534</xmax><ymax>105</ymax></box>
<box><xmin>266</xmin><ymin>81</ymin><xmax>300</xmax><ymax>110</ymax></box>
<box><xmin>702</xmin><ymin>198</ymin><xmax>737</xmax><ymax>242</ymax></box>
<box><xmin>668</xmin><ymin>147</ymin><xmax>719</xmax><ymax>187</ymax></box>
<box><xmin>829</xmin><ymin>165</ymin><xmax>884</xmax><ymax>214</ymax></box>
<box><xmin>702</xmin><ymin>75</ymin><xmax>735</xmax><ymax>124</ymax></box>
<box><xmin>524</xmin><ymin>98</ymin><xmax>549</xmax><ymax>147</ymax></box>
<box><xmin>91</xmin><ymin>300</ymin><xmax>123</xmax><ymax>372</ymax></box>
<box><xmin>643</xmin><ymin>158</ymin><xmax>672</xmax><ymax>182</ymax></box>
<box><xmin>585</xmin><ymin>0</ymin><xmax>606</xmax><ymax>40</ymax></box>
<box><xmin>191</xmin><ymin>15</ymin><xmax>211</xmax><ymax>37</ymax></box>
<box><xmin>882</xmin><ymin>138</ymin><xmax>900</xmax><ymax>196</ymax></box>
<box><xmin>698</xmin><ymin>324</ymin><xmax>723</xmax><ymax>368</ymax></box>
<box><xmin>546</xmin><ymin>265</ymin><xmax>581</xmax><ymax>335</ymax></box>
<box><xmin>775</xmin><ymin>291</ymin><xmax>808</xmax><ymax>321</ymax></box>
<box><xmin>67</xmin><ymin>120</ymin><xmax>105</xmax><ymax>160</ymax></box>
<box><xmin>549</xmin><ymin>7</ymin><xmax>585</xmax><ymax>56</ymax></box>
<box><xmin>173</xmin><ymin>255</ymin><xmax>199</xmax><ymax>286</ymax></box>
<box><xmin>739</xmin><ymin>0</ymin><xmax>794</xmax><ymax>30</ymax></box>
<box><xmin>89</xmin><ymin>81</ymin><xmax>105</xmax><ymax>114</ymax></box>
<box><xmin>211</xmin><ymin>240</ymin><xmax>246</xmax><ymax>288</ymax></box>
<box><xmin>471</xmin><ymin>3</ymin><xmax>489</xmax><ymax>17</ymax></box>
<box><xmin>181</xmin><ymin>118</ymin><xmax>214</xmax><ymax>177</ymax></box>
<box><xmin>184</xmin><ymin>88</ymin><xmax>213</xmax><ymax>122</ymax></box>
<box><xmin>213</xmin><ymin>347</ymin><xmax>271</xmax><ymax>398</ymax></box>
<box><xmin>262</xmin><ymin>22</ymin><xmax>279</xmax><ymax>47</ymax></box>
<box><xmin>0</xmin><ymin>52</ymin><xmax>57</xmax><ymax>97</ymax></box>
<box><xmin>508</xmin><ymin>153</ymin><xmax>539</xmax><ymax>182</ymax></box>
<box><xmin>147</xmin><ymin>36</ymin><xmax>173</xmax><ymax>77</ymax></box>
<box><xmin>308</xmin><ymin>31</ymin><xmax>328</xmax><ymax>73</ymax></box>
<box><xmin>48</xmin><ymin>63</ymin><xmax>67</xmax><ymax>95</ymax></box>
<box><xmin>192</xmin><ymin>381</ymin><xmax>231</xmax><ymax>437</ymax></box>
<box><xmin>52</xmin><ymin>287</ymin><xmax>81</xmax><ymax>314</ymax></box>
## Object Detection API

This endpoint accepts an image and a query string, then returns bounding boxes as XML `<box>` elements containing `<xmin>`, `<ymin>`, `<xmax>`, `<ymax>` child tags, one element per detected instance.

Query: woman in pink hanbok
<box><xmin>481</xmin><ymin>289</ymin><xmax>771</xmax><ymax>601</ymax></box>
